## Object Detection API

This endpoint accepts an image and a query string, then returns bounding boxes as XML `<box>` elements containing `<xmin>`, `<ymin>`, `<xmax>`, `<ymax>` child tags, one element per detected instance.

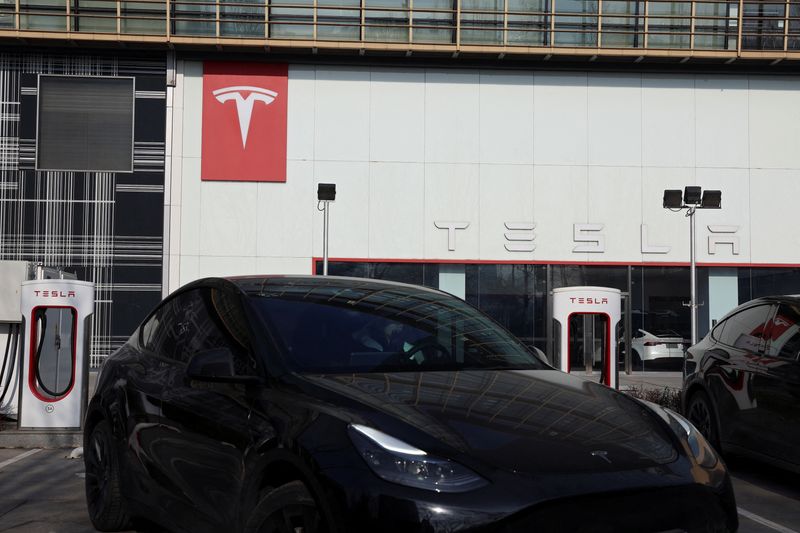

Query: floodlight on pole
<box><xmin>701</xmin><ymin>190</ymin><xmax>722</xmax><ymax>209</ymax></box>
<box><xmin>663</xmin><ymin>186</ymin><xmax>722</xmax><ymax>347</ymax></box>
<box><xmin>317</xmin><ymin>183</ymin><xmax>336</xmax><ymax>276</ymax></box>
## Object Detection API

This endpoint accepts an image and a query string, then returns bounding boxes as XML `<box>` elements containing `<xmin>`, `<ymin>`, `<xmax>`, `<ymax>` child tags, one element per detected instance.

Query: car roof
<box><xmin>713</xmin><ymin>294</ymin><xmax>800</xmax><ymax>325</ymax></box>
<box><xmin>224</xmin><ymin>275</ymin><xmax>449</xmax><ymax>298</ymax></box>
<box><xmin>744</xmin><ymin>295</ymin><xmax>800</xmax><ymax>305</ymax></box>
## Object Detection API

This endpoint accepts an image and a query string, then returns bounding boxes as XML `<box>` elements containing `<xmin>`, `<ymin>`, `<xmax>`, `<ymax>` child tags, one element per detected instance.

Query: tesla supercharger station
<box><xmin>18</xmin><ymin>278</ymin><xmax>94</xmax><ymax>429</ymax></box>
<box><xmin>553</xmin><ymin>286</ymin><xmax>621</xmax><ymax>389</ymax></box>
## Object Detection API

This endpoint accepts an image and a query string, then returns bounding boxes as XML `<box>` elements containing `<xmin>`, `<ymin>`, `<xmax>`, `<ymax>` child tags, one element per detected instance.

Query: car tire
<box><xmin>686</xmin><ymin>390</ymin><xmax>722</xmax><ymax>452</ymax></box>
<box><xmin>245</xmin><ymin>480</ymin><xmax>324</xmax><ymax>533</ymax></box>
<box><xmin>84</xmin><ymin>420</ymin><xmax>131</xmax><ymax>532</ymax></box>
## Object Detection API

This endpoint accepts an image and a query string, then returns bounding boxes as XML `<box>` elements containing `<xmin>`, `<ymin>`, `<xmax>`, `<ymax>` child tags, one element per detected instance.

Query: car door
<box><xmin>109</xmin><ymin>299</ymin><xmax>180</xmax><ymax>512</ymax></box>
<box><xmin>151</xmin><ymin>286</ymin><xmax>260</xmax><ymax>532</ymax></box>
<box><xmin>751</xmin><ymin>302</ymin><xmax>800</xmax><ymax>467</ymax></box>
<box><xmin>708</xmin><ymin>303</ymin><xmax>774</xmax><ymax>452</ymax></box>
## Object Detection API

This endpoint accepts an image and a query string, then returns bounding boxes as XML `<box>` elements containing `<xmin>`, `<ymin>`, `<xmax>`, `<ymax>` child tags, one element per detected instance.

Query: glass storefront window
<box><xmin>69</xmin><ymin>0</ymin><xmax>117</xmax><ymax>33</ymax></box>
<box><xmin>313</xmin><ymin>262</ymin><xmax>800</xmax><ymax>374</ymax></box>
<box><xmin>741</xmin><ymin>0</ymin><xmax>785</xmax><ymax>50</ymax></box>
<box><xmin>221</xmin><ymin>0</ymin><xmax>265</xmax><ymax>37</ymax></box>
<box><xmin>789</xmin><ymin>2</ymin><xmax>800</xmax><ymax>50</ymax></box>
<box><xmin>12</xmin><ymin>0</ymin><xmax>800</xmax><ymax>52</ymax></box>
<box><xmin>413</xmin><ymin>0</ymin><xmax>455</xmax><ymax>43</ymax></box>
<box><xmin>601</xmin><ymin>0</ymin><xmax>643</xmax><ymax>48</ymax></box>
<box><xmin>550</xmin><ymin>264</ymin><xmax>628</xmax><ymax>291</ymax></box>
<box><xmin>693</xmin><ymin>1</ymin><xmax>736</xmax><ymax>50</ymax></box>
<box><xmin>120</xmin><ymin>0</ymin><xmax>166</xmax><ymax>34</ymax></box>
<box><xmin>20</xmin><ymin>0</ymin><xmax>69</xmax><ymax>30</ymax></box>
<box><xmin>460</xmin><ymin>0</ymin><xmax>504</xmax><ymax>44</ymax></box>
<box><xmin>464</xmin><ymin>264</ymin><xmax>546</xmax><ymax>351</ymax></box>
<box><xmin>507</xmin><ymin>0</ymin><xmax>548</xmax><ymax>45</ymax></box>
<box><xmin>553</xmin><ymin>0</ymin><xmax>598</xmax><ymax>47</ymax></box>
<box><xmin>317</xmin><ymin>0</ymin><xmax>361</xmax><ymax>40</ymax></box>
<box><xmin>172</xmin><ymin>0</ymin><xmax>215</xmax><ymax>36</ymax></box>
<box><xmin>631</xmin><ymin>266</ymin><xmax>691</xmax><ymax>341</ymax></box>
<box><xmin>270</xmin><ymin>0</ymin><xmax>314</xmax><ymax>38</ymax></box>
<box><xmin>739</xmin><ymin>267</ymin><xmax>800</xmax><ymax>303</ymax></box>
<box><xmin>646</xmin><ymin>0</ymin><xmax>691</xmax><ymax>48</ymax></box>
<box><xmin>365</xmin><ymin>0</ymin><xmax>410</xmax><ymax>42</ymax></box>
<box><xmin>314</xmin><ymin>261</ymin><xmax>438</xmax><ymax>287</ymax></box>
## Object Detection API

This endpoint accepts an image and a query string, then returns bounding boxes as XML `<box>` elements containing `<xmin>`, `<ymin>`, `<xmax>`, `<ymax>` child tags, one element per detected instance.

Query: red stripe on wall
<box><xmin>309</xmin><ymin>257</ymin><xmax>800</xmax><ymax>273</ymax></box>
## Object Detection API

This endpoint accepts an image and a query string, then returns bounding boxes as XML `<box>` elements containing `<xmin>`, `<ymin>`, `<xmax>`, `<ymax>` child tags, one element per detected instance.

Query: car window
<box><xmin>764</xmin><ymin>303</ymin><xmax>800</xmax><ymax>359</ymax></box>
<box><xmin>139</xmin><ymin>288</ymin><xmax>255</xmax><ymax>372</ymax></box>
<box><xmin>716</xmin><ymin>304</ymin><xmax>773</xmax><ymax>351</ymax></box>
<box><xmin>247</xmin><ymin>282</ymin><xmax>544</xmax><ymax>374</ymax></box>
<box><xmin>140</xmin><ymin>294</ymin><xmax>186</xmax><ymax>361</ymax></box>
<box><xmin>179</xmin><ymin>288</ymin><xmax>257</xmax><ymax>374</ymax></box>
<box><xmin>710</xmin><ymin>320</ymin><xmax>725</xmax><ymax>342</ymax></box>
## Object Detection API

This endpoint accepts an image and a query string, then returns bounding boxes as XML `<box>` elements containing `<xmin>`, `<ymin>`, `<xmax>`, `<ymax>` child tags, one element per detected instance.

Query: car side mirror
<box><xmin>187</xmin><ymin>348</ymin><xmax>261</xmax><ymax>385</ymax></box>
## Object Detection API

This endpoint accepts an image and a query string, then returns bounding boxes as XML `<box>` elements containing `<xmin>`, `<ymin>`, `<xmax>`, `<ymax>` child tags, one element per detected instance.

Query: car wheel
<box><xmin>84</xmin><ymin>420</ymin><xmax>131</xmax><ymax>532</ymax></box>
<box><xmin>686</xmin><ymin>390</ymin><xmax>721</xmax><ymax>452</ymax></box>
<box><xmin>245</xmin><ymin>481</ymin><xmax>324</xmax><ymax>533</ymax></box>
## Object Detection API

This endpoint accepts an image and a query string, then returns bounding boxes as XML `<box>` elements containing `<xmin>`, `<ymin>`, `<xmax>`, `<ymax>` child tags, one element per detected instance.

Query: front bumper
<box><xmin>316</xmin><ymin>465</ymin><xmax>738</xmax><ymax>533</ymax></box>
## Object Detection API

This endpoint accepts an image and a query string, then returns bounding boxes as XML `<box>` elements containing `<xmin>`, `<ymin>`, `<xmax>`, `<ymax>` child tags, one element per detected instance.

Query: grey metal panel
<box><xmin>0</xmin><ymin>261</ymin><xmax>31</xmax><ymax>322</ymax></box>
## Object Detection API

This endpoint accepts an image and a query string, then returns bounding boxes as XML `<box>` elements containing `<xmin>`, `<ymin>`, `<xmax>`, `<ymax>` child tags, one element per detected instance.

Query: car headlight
<box><xmin>640</xmin><ymin>401</ymin><xmax>718</xmax><ymax>469</ymax></box>
<box><xmin>348</xmin><ymin>424</ymin><xmax>488</xmax><ymax>493</ymax></box>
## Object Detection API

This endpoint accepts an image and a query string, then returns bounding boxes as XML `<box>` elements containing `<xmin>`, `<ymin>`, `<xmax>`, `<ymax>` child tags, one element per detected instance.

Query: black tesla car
<box><xmin>684</xmin><ymin>296</ymin><xmax>800</xmax><ymax>472</ymax></box>
<box><xmin>85</xmin><ymin>276</ymin><xmax>737</xmax><ymax>533</ymax></box>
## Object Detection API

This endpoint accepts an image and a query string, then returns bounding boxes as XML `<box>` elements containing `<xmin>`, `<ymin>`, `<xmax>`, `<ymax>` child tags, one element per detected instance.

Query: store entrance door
<box><xmin>553</xmin><ymin>286</ymin><xmax>621</xmax><ymax>388</ymax></box>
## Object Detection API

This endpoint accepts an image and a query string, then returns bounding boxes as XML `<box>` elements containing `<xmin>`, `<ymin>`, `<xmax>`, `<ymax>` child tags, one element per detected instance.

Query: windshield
<box><xmin>247</xmin><ymin>280</ymin><xmax>545</xmax><ymax>374</ymax></box>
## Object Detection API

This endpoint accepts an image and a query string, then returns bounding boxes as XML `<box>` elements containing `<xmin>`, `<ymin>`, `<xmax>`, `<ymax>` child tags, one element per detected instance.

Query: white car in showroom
<box><xmin>630</xmin><ymin>329</ymin><xmax>688</xmax><ymax>366</ymax></box>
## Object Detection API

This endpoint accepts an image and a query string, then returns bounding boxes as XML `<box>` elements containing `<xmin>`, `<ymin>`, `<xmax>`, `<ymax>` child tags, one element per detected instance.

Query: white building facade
<box><xmin>165</xmin><ymin>61</ymin><xmax>800</xmax><ymax>352</ymax></box>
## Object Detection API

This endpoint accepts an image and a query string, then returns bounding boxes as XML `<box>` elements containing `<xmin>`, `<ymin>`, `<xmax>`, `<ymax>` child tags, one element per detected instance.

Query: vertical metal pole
<box><xmin>597</xmin><ymin>0</ymin><xmax>602</xmax><ymax>48</ymax></box>
<box><xmin>737</xmin><ymin>0</ymin><xmax>744</xmax><ymax>54</ymax></box>
<box><xmin>360</xmin><ymin>0</ymin><xmax>365</xmax><ymax>42</ymax></box>
<box><xmin>689</xmin><ymin>206</ymin><xmax>697</xmax><ymax>345</ymax></box>
<box><xmin>625</xmin><ymin>267</ymin><xmax>632</xmax><ymax>375</ymax></box>
<box><xmin>216</xmin><ymin>0</ymin><xmax>221</xmax><ymax>37</ymax></box>
<box><xmin>784</xmin><ymin>0</ymin><xmax>790</xmax><ymax>52</ymax></box>
<box><xmin>322</xmin><ymin>201</ymin><xmax>330</xmax><ymax>276</ymax></box>
<box><xmin>408</xmin><ymin>0</ymin><xmax>413</xmax><ymax>42</ymax></box>
<box><xmin>455</xmin><ymin>0</ymin><xmax>461</xmax><ymax>47</ymax></box>
<box><xmin>585</xmin><ymin>314</ymin><xmax>592</xmax><ymax>374</ymax></box>
<box><xmin>643</xmin><ymin>0</ymin><xmax>649</xmax><ymax>48</ymax></box>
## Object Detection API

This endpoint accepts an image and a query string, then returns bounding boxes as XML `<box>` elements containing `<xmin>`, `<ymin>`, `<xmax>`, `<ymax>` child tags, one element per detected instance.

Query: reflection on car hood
<box><xmin>301</xmin><ymin>369</ymin><xmax>678</xmax><ymax>474</ymax></box>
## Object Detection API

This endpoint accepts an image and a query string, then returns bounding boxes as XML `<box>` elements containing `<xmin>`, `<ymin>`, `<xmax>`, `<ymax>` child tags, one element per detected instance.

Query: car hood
<box><xmin>299</xmin><ymin>369</ymin><xmax>679</xmax><ymax>475</ymax></box>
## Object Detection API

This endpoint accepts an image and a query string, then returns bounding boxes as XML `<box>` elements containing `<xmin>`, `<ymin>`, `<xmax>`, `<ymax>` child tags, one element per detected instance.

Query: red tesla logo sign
<box><xmin>201</xmin><ymin>62</ymin><xmax>288</xmax><ymax>182</ymax></box>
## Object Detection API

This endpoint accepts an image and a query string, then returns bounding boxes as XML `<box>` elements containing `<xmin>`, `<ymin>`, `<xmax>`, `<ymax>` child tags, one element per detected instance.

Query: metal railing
<box><xmin>2</xmin><ymin>0</ymin><xmax>800</xmax><ymax>59</ymax></box>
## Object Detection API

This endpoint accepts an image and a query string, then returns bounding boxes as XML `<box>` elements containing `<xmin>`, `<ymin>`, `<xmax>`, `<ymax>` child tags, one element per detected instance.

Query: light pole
<box><xmin>317</xmin><ymin>183</ymin><xmax>336</xmax><ymax>276</ymax></box>
<box><xmin>663</xmin><ymin>187</ymin><xmax>722</xmax><ymax>345</ymax></box>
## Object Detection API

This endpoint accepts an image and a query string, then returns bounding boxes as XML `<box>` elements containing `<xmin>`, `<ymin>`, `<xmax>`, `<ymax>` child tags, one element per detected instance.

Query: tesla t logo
<box><xmin>591</xmin><ymin>450</ymin><xmax>612</xmax><ymax>464</ymax></box>
<box><xmin>213</xmin><ymin>86</ymin><xmax>278</xmax><ymax>148</ymax></box>
<box><xmin>202</xmin><ymin>62</ymin><xmax>288</xmax><ymax>182</ymax></box>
